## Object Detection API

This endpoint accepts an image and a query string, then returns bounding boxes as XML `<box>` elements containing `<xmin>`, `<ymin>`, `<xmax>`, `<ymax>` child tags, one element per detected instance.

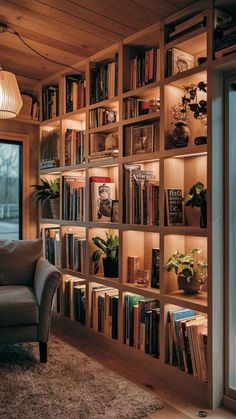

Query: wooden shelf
<box><xmin>122</xmin><ymin>111</ymin><xmax>160</xmax><ymax>126</ymax></box>
<box><xmin>40</xmin><ymin>167</ymin><xmax>62</xmax><ymax>174</ymax></box>
<box><xmin>163</xmin><ymin>290</ymin><xmax>208</xmax><ymax>313</ymax></box>
<box><xmin>15</xmin><ymin>117</ymin><xmax>40</xmax><ymax>125</ymax></box>
<box><xmin>122</xmin><ymin>81</ymin><xmax>160</xmax><ymax>98</ymax></box>
<box><xmin>38</xmin><ymin>2</ymin><xmax>221</xmax><ymax>406</ymax></box>
<box><xmin>89</xmin><ymin>97</ymin><xmax>119</xmax><ymax>110</ymax></box>
<box><xmin>89</xmin><ymin>122</ymin><xmax>119</xmax><ymax>134</ymax></box>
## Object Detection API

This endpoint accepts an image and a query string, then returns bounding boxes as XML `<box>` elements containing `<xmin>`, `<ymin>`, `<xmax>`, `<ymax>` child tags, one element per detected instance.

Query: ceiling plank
<box><xmin>65</xmin><ymin>0</ymin><xmax>153</xmax><ymax>30</ymax></box>
<box><xmin>0</xmin><ymin>0</ymin><xmax>114</xmax><ymax>49</ymax></box>
<box><xmin>133</xmin><ymin>0</ymin><xmax>179</xmax><ymax>15</ymax></box>
<box><xmin>36</xmin><ymin>0</ymin><xmax>135</xmax><ymax>35</ymax></box>
<box><xmin>11</xmin><ymin>24</ymin><xmax>93</xmax><ymax>57</ymax></box>
<box><xmin>97</xmin><ymin>0</ymin><xmax>163</xmax><ymax>23</ymax></box>
<box><xmin>8</xmin><ymin>0</ymin><xmax>128</xmax><ymax>41</ymax></box>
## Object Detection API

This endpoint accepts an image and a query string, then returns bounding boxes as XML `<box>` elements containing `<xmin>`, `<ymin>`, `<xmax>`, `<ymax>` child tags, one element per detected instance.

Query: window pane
<box><xmin>0</xmin><ymin>141</ymin><xmax>22</xmax><ymax>239</ymax></box>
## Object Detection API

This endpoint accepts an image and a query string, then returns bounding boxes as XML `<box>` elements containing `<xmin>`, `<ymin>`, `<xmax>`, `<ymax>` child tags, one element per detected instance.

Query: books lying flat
<box><xmin>90</xmin><ymin>176</ymin><xmax>116</xmax><ymax>221</ymax></box>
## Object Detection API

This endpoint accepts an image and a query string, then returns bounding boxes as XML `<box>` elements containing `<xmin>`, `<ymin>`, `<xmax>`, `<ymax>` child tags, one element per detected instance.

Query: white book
<box><xmin>90</xmin><ymin>180</ymin><xmax>116</xmax><ymax>221</ymax></box>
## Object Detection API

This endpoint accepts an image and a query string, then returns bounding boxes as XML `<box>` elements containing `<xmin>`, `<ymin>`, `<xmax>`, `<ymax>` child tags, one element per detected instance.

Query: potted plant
<box><xmin>185</xmin><ymin>181</ymin><xmax>207</xmax><ymax>228</ymax></box>
<box><xmin>32</xmin><ymin>177</ymin><xmax>60</xmax><ymax>219</ymax></box>
<box><xmin>164</xmin><ymin>248</ymin><xmax>207</xmax><ymax>295</ymax></box>
<box><xmin>92</xmin><ymin>232</ymin><xmax>119</xmax><ymax>278</ymax></box>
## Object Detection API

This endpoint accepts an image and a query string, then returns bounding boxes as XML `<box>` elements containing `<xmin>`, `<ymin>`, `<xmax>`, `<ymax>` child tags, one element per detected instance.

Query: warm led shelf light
<box><xmin>0</xmin><ymin>66</ymin><xmax>23</xmax><ymax>119</ymax></box>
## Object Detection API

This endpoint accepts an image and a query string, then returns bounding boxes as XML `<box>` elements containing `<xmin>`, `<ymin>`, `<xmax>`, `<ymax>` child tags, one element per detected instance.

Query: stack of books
<box><xmin>64</xmin><ymin>128</ymin><xmax>85</xmax><ymax>166</ymax></box>
<box><xmin>168</xmin><ymin>307</ymin><xmax>208</xmax><ymax>382</ymax></box>
<box><xmin>19</xmin><ymin>92</ymin><xmax>39</xmax><ymax>121</ymax></box>
<box><xmin>129</xmin><ymin>48</ymin><xmax>160</xmax><ymax>90</ymax></box>
<box><xmin>63</xmin><ymin>277</ymin><xmax>86</xmax><ymax>324</ymax></box>
<box><xmin>123</xmin><ymin>164</ymin><xmax>159</xmax><ymax>225</ymax></box>
<box><xmin>90</xmin><ymin>53</ymin><xmax>118</xmax><ymax>104</ymax></box>
<box><xmin>62</xmin><ymin>175</ymin><xmax>85</xmax><ymax>221</ymax></box>
<box><xmin>166</xmin><ymin>12</ymin><xmax>207</xmax><ymax>42</ymax></box>
<box><xmin>65</xmin><ymin>233</ymin><xmax>86</xmax><ymax>273</ymax></box>
<box><xmin>124</xmin><ymin>294</ymin><xmax>160</xmax><ymax>357</ymax></box>
<box><xmin>91</xmin><ymin>286</ymin><xmax>119</xmax><ymax>339</ymax></box>
<box><xmin>41</xmin><ymin>227</ymin><xmax>61</xmax><ymax>268</ymax></box>
<box><xmin>42</xmin><ymin>85</ymin><xmax>59</xmax><ymax>120</ymax></box>
<box><xmin>40</xmin><ymin>128</ymin><xmax>60</xmax><ymax>169</ymax></box>
<box><xmin>66</xmin><ymin>74</ymin><xmax>86</xmax><ymax>113</ymax></box>
<box><xmin>89</xmin><ymin>108</ymin><xmax>117</xmax><ymax>129</ymax></box>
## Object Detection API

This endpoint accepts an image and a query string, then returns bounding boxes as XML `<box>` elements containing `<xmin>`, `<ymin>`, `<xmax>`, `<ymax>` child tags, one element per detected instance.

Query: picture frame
<box><xmin>131</xmin><ymin>124</ymin><xmax>154</xmax><ymax>155</ymax></box>
<box><xmin>111</xmin><ymin>200</ymin><xmax>119</xmax><ymax>222</ymax></box>
<box><xmin>165</xmin><ymin>188</ymin><xmax>185</xmax><ymax>226</ymax></box>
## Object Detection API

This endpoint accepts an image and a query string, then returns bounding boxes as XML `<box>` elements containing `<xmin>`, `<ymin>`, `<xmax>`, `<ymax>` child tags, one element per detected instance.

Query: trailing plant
<box><xmin>31</xmin><ymin>177</ymin><xmax>60</xmax><ymax>203</ymax></box>
<box><xmin>164</xmin><ymin>248</ymin><xmax>207</xmax><ymax>284</ymax></box>
<box><xmin>171</xmin><ymin>81</ymin><xmax>207</xmax><ymax>124</ymax></box>
<box><xmin>92</xmin><ymin>232</ymin><xmax>119</xmax><ymax>274</ymax></box>
<box><xmin>185</xmin><ymin>181</ymin><xmax>207</xmax><ymax>209</ymax></box>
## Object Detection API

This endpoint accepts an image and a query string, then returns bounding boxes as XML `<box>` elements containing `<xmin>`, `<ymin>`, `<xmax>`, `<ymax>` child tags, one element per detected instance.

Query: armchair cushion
<box><xmin>0</xmin><ymin>286</ymin><xmax>39</xmax><ymax>327</ymax></box>
<box><xmin>0</xmin><ymin>239</ymin><xmax>42</xmax><ymax>286</ymax></box>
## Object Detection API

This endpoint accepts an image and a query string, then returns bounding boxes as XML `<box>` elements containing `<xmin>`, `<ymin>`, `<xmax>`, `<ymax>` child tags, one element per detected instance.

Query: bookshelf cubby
<box><xmin>38</xmin><ymin>0</ymin><xmax>226</xmax><ymax>408</ymax></box>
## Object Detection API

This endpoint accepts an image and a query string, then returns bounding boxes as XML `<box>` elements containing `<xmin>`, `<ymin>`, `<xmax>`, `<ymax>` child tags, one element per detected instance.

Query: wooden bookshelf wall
<box><xmin>37</xmin><ymin>0</ymin><xmax>227</xmax><ymax>408</ymax></box>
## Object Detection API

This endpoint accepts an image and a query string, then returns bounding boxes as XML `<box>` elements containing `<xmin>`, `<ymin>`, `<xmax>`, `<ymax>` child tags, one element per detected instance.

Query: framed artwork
<box><xmin>131</xmin><ymin>124</ymin><xmax>154</xmax><ymax>155</ymax></box>
<box><xmin>111</xmin><ymin>200</ymin><xmax>119</xmax><ymax>222</ymax></box>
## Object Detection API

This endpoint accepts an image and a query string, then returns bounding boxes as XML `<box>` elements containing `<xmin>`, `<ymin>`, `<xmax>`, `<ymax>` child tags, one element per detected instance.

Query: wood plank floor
<box><xmin>51</xmin><ymin>314</ymin><xmax>235</xmax><ymax>419</ymax></box>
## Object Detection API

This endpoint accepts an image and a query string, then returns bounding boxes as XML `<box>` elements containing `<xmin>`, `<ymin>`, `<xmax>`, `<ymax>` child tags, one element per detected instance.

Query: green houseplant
<box><xmin>92</xmin><ymin>232</ymin><xmax>119</xmax><ymax>278</ymax></box>
<box><xmin>32</xmin><ymin>177</ymin><xmax>60</xmax><ymax>219</ymax></box>
<box><xmin>185</xmin><ymin>181</ymin><xmax>207</xmax><ymax>228</ymax></box>
<box><xmin>164</xmin><ymin>248</ymin><xmax>207</xmax><ymax>294</ymax></box>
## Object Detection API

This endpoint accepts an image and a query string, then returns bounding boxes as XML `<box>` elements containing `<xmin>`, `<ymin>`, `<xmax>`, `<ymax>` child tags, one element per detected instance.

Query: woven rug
<box><xmin>0</xmin><ymin>335</ymin><xmax>163</xmax><ymax>419</ymax></box>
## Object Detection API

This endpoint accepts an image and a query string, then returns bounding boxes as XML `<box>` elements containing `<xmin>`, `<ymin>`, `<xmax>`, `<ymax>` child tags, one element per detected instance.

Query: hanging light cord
<box><xmin>6</xmin><ymin>25</ymin><xmax>82</xmax><ymax>74</ymax></box>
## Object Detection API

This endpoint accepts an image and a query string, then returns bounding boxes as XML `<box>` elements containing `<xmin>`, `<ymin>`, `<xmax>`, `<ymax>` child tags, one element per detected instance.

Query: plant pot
<box><xmin>200</xmin><ymin>202</ymin><xmax>207</xmax><ymax>228</ymax></box>
<box><xmin>178</xmin><ymin>274</ymin><xmax>201</xmax><ymax>295</ymax></box>
<box><xmin>103</xmin><ymin>257</ymin><xmax>118</xmax><ymax>278</ymax></box>
<box><xmin>185</xmin><ymin>206</ymin><xmax>200</xmax><ymax>226</ymax></box>
<box><xmin>171</xmin><ymin>122</ymin><xmax>190</xmax><ymax>148</ymax></box>
<box><xmin>41</xmin><ymin>200</ymin><xmax>52</xmax><ymax>219</ymax></box>
<box><xmin>50</xmin><ymin>198</ymin><xmax>60</xmax><ymax>219</ymax></box>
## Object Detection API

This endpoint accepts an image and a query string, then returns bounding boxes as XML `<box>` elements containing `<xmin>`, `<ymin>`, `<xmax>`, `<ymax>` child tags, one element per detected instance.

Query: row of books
<box><xmin>64</xmin><ymin>128</ymin><xmax>85</xmax><ymax>166</ymax></box>
<box><xmin>19</xmin><ymin>92</ymin><xmax>39</xmax><ymax>121</ymax></box>
<box><xmin>66</xmin><ymin>74</ymin><xmax>86</xmax><ymax>113</ymax></box>
<box><xmin>129</xmin><ymin>48</ymin><xmax>160</xmax><ymax>90</ymax></box>
<box><xmin>90</xmin><ymin>54</ymin><xmax>118</xmax><ymax>104</ymax></box>
<box><xmin>40</xmin><ymin>128</ymin><xmax>60</xmax><ymax>169</ymax></box>
<box><xmin>62</xmin><ymin>176</ymin><xmax>85</xmax><ymax>221</ymax></box>
<box><xmin>65</xmin><ymin>233</ymin><xmax>86</xmax><ymax>273</ymax></box>
<box><xmin>42</xmin><ymin>85</ymin><xmax>59</xmax><ymax>120</ymax></box>
<box><xmin>63</xmin><ymin>277</ymin><xmax>86</xmax><ymax>324</ymax></box>
<box><xmin>168</xmin><ymin>307</ymin><xmax>208</xmax><ymax>382</ymax></box>
<box><xmin>89</xmin><ymin>108</ymin><xmax>117</xmax><ymax>129</ymax></box>
<box><xmin>123</xmin><ymin>97</ymin><xmax>160</xmax><ymax>119</ymax></box>
<box><xmin>123</xmin><ymin>164</ymin><xmax>159</xmax><ymax>225</ymax></box>
<box><xmin>42</xmin><ymin>227</ymin><xmax>60</xmax><ymax>268</ymax></box>
<box><xmin>92</xmin><ymin>286</ymin><xmax>119</xmax><ymax>339</ymax></box>
<box><xmin>124</xmin><ymin>295</ymin><xmax>160</xmax><ymax>357</ymax></box>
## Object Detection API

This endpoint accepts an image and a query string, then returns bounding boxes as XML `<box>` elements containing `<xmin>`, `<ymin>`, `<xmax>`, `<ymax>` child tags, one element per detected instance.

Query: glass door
<box><xmin>225</xmin><ymin>75</ymin><xmax>236</xmax><ymax>399</ymax></box>
<box><xmin>0</xmin><ymin>140</ymin><xmax>23</xmax><ymax>239</ymax></box>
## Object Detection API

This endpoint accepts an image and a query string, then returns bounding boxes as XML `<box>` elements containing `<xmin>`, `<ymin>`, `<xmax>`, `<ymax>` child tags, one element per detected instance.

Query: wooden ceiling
<box><xmin>0</xmin><ymin>0</ymin><xmax>198</xmax><ymax>81</ymax></box>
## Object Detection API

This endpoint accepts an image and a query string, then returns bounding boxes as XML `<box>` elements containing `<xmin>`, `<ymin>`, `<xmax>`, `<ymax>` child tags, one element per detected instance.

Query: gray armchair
<box><xmin>0</xmin><ymin>239</ymin><xmax>61</xmax><ymax>362</ymax></box>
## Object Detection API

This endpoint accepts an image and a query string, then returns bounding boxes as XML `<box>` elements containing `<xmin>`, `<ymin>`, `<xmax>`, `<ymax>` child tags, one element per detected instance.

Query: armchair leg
<box><xmin>39</xmin><ymin>342</ymin><xmax>47</xmax><ymax>363</ymax></box>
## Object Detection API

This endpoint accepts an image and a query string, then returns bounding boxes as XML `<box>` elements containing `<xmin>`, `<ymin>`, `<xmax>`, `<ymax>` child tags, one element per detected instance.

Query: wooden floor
<box><xmin>51</xmin><ymin>314</ymin><xmax>235</xmax><ymax>419</ymax></box>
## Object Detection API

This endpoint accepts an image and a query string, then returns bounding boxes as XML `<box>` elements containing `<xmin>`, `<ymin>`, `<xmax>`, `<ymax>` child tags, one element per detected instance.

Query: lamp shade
<box><xmin>0</xmin><ymin>68</ymin><xmax>23</xmax><ymax>118</ymax></box>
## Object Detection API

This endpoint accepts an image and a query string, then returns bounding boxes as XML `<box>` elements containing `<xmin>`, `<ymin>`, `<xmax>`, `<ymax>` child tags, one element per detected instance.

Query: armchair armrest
<box><xmin>34</xmin><ymin>257</ymin><xmax>61</xmax><ymax>343</ymax></box>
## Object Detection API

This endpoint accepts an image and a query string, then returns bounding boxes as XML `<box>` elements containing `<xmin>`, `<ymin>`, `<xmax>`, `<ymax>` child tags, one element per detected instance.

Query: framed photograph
<box><xmin>131</xmin><ymin>124</ymin><xmax>154</xmax><ymax>155</ymax></box>
<box><xmin>111</xmin><ymin>200</ymin><xmax>119</xmax><ymax>222</ymax></box>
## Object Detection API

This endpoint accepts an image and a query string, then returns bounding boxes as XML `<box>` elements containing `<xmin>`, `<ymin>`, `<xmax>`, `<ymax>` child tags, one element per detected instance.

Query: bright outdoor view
<box><xmin>0</xmin><ymin>141</ymin><xmax>21</xmax><ymax>239</ymax></box>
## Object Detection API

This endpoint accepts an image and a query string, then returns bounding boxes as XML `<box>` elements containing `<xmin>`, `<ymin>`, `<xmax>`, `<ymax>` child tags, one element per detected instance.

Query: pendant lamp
<box><xmin>0</xmin><ymin>66</ymin><xmax>23</xmax><ymax>119</ymax></box>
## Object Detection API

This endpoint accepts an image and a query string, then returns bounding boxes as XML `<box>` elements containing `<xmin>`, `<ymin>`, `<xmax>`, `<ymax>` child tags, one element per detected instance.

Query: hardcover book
<box><xmin>166</xmin><ymin>48</ymin><xmax>194</xmax><ymax>76</ymax></box>
<box><xmin>90</xmin><ymin>177</ymin><xmax>116</xmax><ymax>221</ymax></box>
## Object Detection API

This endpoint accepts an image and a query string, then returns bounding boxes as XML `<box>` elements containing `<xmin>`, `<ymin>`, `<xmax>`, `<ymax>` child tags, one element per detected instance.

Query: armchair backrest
<box><xmin>0</xmin><ymin>239</ymin><xmax>42</xmax><ymax>286</ymax></box>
